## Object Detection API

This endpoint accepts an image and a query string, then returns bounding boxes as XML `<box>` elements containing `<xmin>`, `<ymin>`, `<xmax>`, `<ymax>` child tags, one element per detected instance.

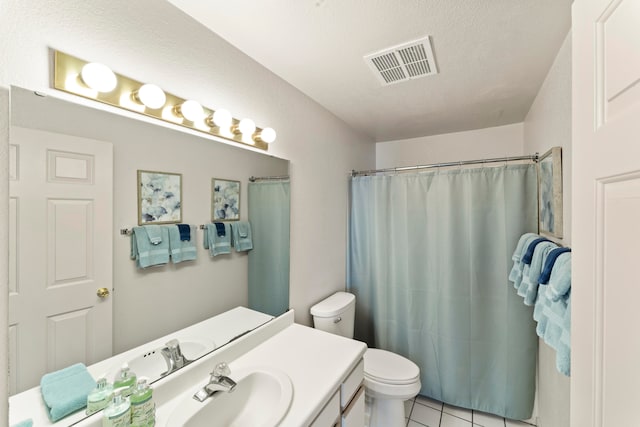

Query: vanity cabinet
<box><xmin>310</xmin><ymin>358</ymin><xmax>365</xmax><ymax>427</ymax></box>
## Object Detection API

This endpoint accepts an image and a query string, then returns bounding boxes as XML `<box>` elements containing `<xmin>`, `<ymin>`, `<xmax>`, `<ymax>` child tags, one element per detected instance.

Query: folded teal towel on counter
<box><xmin>231</xmin><ymin>221</ymin><xmax>253</xmax><ymax>252</ymax></box>
<box><xmin>130</xmin><ymin>226</ymin><xmax>170</xmax><ymax>268</ymax></box>
<box><xmin>40</xmin><ymin>363</ymin><xmax>96</xmax><ymax>422</ymax></box>
<box><xmin>10</xmin><ymin>419</ymin><xmax>33</xmax><ymax>427</ymax></box>
<box><xmin>168</xmin><ymin>225</ymin><xmax>197</xmax><ymax>263</ymax></box>
<box><xmin>203</xmin><ymin>223</ymin><xmax>231</xmax><ymax>256</ymax></box>
<box><xmin>517</xmin><ymin>241</ymin><xmax>557</xmax><ymax>305</ymax></box>
<box><xmin>509</xmin><ymin>233</ymin><xmax>539</xmax><ymax>289</ymax></box>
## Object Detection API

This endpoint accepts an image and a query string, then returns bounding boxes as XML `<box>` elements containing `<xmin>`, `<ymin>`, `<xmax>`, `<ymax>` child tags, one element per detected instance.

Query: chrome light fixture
<box><xmin>53</xmin><ymin>51</ymin><xmax>276</xmax><ymax>150</ymax></box>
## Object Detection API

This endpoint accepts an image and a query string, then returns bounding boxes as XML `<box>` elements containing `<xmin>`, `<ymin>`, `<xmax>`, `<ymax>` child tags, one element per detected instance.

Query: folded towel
<box><xmin>511</xmin><ymin>233</ymin><xmax>538</xmax><ymax>262</ymax></box>
<box><xmin>130</xmin><ymin>226</ymin><xmax>170</xmax><ymax>268</ymax></box>
<box><xmin>539</xmin><ymin>248</ymin><xmax>572</xmax><ymax>285</ymax></box>
<box><xmin>509</xmin><ymin>234</ymin><xmax>539</xmax><ymax>289</ymax></box>
<box><xmin>522</xmin><ymin>237</ymin><xmax>550</xmax><ymax>265</ymax></box>
<box><xmin>556</xmin><ymin>296</ymin><xmax>571</xmax><ymax>376</ymax></box>
<box><xmin>203</xmin><ymin>223</ymin><xmax>231</xmax><ymax>256</ymax></box>
<box><xmin>517</xmin><ymin>241</ymin><xmax>557</xmax><ymax>305</ymax></box>
<box><xmin>215</xmin><ymin>222</ymin><xmax>226</xmax><ymax>237</ymax></box>
<box><xmin>177</xmin><ymin>223</ymin><xmax>191</xmax><ymax>241</ymax></box>
<box><xmin>40</xmin><ymin>363</ymin><xmax>96</xmax><ymax>422</ymax></box>
<box><xmin>231</xmin><ymin>221</ymin><xmax>253</xmax><ymax>252</ymax></box>
<box><xmin>10</xmin><ymin>420</ymin><xmax>33</xmax><ymax>427</ymax></box>
<box><xmin>144</xmin><ymin>224</ymin><xmax>163</xmax><ymax>245</ymax></box>
<box><xmin>541</xmin><ymin>291</ymin><xmax>571</xmax><ymax>376</ymax></box>
<box><xmin>546</xmin><ymin>252</ymin><xmax>572</xmax><ymax>302</ymax></box>
<box><xmin>168</xmin><ymin>225</ymin><xmax>197</xmax><ymax>263</ymax></box>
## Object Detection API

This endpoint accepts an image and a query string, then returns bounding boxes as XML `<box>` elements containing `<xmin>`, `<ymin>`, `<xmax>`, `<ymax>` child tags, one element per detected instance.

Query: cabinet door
<box><xmin>341</xmin><ymin>386</ymin><xmax>365</xmax><ymax>427</ymax></box>
<box><xmin>310</xmin><ymin>390</ymin><xmax>340</xmax><ymax>427</ymax></box>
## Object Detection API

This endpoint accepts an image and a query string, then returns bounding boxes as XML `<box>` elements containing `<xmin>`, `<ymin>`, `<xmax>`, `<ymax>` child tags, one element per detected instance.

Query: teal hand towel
<box><xmin>204</xmin><ymin>223</ymin><xmax>231</xmax><ymax>256</ymax></box>
<box><xmin>231</xmin><ymin>221</ymin><xmax>253</xmax><ymax>252</ymax></box>
<box><xmin>519</xmin><ymin>241</ymin><xmax>557</xmax><ymax>305</ymax></box>
<box><xmin>509</xmin><ymin>234</ymin><xmax>539</xmax><ymax>289</ymax></box>
<box><xmin>131</xmin><ymin>226</ymin><xmax>170</xmax><ymax>268</ymax></box>
<box><xmin>144</xmin><ymin>224</ymin><xmax>163</xmax><ymax>245</ymax></box>
<box><xmin>546</xmin><ymin>252</ymin><xmax>572</xmax><ymax>302</ymax></box>
<box><xmin>168</xmin><ymin>225</ymin><xmax>197</xmax><ymax>263</ymax></box>
<box><xmin>40</xmin><ymin>363</ymin><xmax>96</xmax><ymax>422</ymax></box>
<box><xmin>11</xmin><ymin>420</ymin><xmax>33</xmax><ymax>427</ymax></box>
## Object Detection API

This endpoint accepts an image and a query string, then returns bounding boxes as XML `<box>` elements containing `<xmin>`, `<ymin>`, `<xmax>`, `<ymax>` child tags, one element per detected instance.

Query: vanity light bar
<box><xmin>53</xmin><ymin>50</ymin><xmax>275</xmax><ymax>151</ymax></box>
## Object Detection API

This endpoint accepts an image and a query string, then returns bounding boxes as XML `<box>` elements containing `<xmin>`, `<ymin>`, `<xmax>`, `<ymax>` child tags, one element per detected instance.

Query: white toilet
<box><xmin>310</xmin><ymin>291</ymin><xmax>421</xmax><ymax>427</ymax></box>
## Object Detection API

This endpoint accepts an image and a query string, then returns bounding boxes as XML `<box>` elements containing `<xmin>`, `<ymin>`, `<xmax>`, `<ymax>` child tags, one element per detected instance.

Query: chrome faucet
<box><xmin>193</xmin><ymin>362</ymin><xmax>237</xmax><ymax>402</ymax></box>
<box><xmin>160</xmin><ymin>339</ymin><xmax>190</xmax><ymax>376</ymax></box>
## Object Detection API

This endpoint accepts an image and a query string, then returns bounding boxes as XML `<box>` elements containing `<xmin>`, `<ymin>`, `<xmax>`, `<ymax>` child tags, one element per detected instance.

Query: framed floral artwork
<box><xmin>137</xmin><ymin>170</ymin><xmax>182</xmax><ymax>224</ymax></box>
<box><xmin>538</xmin><ymin>147</ymin><xmax>563</xmax><ymax>239</ymax></box>
<box><xmin>212</xmin><ymin>178</ymin><xmax>240</xmax><ymax>221</ymax></box>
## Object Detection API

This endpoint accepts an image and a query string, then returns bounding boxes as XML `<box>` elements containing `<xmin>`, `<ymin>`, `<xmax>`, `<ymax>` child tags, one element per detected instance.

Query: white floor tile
<box><xmin>405</xmin><ymin>399</ymin><xmax>415</xmax><ymax>418</ymax></box>
<box><xmin>443</xmin><ymin>404</ymin><xmax>473</xmax><ymax>421</ymax></box>
<box><xmin>441</xmin><ymin>412</ymin><xmax>473</xmax><ymax>427</ymax></box>
<box><xmin>473</xmin><ymin>410</ymin><xmax>505</xmax><ymax>427</ymax></box>
<box><xmin>408</xmin><ymin>421</ymin><xmax>429</xmax><ymax>427</ymax></box>
<box><xmin>415</xmin><ymin>395</ymin><xmax>444</xmax><ymax>411</ymax></box>
<box><xmin>506</xmin><ymin>420</ymin><xmax>536</xmax><ymax>427</ymax></box>
<box><xmin>411</xmin><ymin>402</ymin><xmax>442</xmax><ymax>427</ymax></box>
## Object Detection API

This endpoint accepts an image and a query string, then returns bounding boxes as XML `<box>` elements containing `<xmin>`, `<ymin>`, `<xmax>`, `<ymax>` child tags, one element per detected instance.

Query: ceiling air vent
<box><xmin>364</xmin><ymin>36</ymin><xmax>438</xmax><ymax>86</ymax></box>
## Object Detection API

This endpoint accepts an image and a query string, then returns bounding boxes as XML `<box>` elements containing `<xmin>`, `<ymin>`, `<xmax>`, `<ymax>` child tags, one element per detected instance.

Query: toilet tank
<box><xmin>310</xmin><ymin>291</ymin><xmax>355</xmax><ymax>339</ymax></box>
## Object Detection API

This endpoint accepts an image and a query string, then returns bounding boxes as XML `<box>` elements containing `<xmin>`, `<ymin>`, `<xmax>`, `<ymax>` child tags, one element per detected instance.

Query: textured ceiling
<box><xmin>167</xmin><ymin>0</ymin><xmax>572</xmax><ymax>142</ymax></box>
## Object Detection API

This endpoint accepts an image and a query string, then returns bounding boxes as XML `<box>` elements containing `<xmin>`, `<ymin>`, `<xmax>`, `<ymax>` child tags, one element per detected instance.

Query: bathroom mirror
<box><xmin>7</xmin><ymin>86</ymin><xmax>290</xmax><ymax>406</ymax></box>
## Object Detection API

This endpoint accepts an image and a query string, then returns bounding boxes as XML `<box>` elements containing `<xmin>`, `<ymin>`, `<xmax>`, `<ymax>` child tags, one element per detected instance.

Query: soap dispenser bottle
<box><xmin>102</xmin><ymin>388</ymin><xmax>131</xmax><ymax>427</ymax></box>
<box><xmin>130</xmin><ymin>377</ymin><xmax>155</xmax><ymax>427</ymax></box>
<box><xmin>113</xmin><ymin>363</ymin><xmax>137</xmax><ymax>397</ymax></box>
<box><xmin>86</xmin><ymin>376</ymin><xmax>114</xmax><ymax>415</ymax></box>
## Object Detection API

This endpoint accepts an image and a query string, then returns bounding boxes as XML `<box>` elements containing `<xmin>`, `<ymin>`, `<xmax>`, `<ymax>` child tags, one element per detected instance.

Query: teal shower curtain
<box><xmin>348</xmin><ymin>164</ymin><xmax>538</xmax><ymax>420</ymax></box>
<box><xmin>248</xmin><ymin>181</ymin><xmax>290</xmax><ymax>317</ymax></box>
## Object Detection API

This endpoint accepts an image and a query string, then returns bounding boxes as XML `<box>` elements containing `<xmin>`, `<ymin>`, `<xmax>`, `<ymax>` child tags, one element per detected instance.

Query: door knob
<box><xmin>96</xmin><ymin>287</ymin><xmax>110</xmax><ymax>298</ymax></box>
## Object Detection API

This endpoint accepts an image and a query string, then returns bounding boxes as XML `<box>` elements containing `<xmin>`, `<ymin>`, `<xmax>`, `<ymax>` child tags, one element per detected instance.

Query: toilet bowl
<box><xmin>310</xmin><ymin>292</ymin><xmax>421</xmax><ymax>427</ymax></box>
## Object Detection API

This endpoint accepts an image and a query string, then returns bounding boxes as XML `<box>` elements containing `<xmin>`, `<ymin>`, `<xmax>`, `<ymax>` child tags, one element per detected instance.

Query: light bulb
<box><xmin>258</xmin><ymin>127</ymin><xmax>277</xmax><ymax>144</ymax></box>
<box><xmin>80</xmin><ymin>62</ymin><xmax>117</xmax><ymax>93</ymax></box>
<box><xmin>237</xmin><ymin>118</ymin><xmax>256</xmax><ymax>135</ymax></box>
<box><xmin>209</xmin><ymin>109</ymin><xmax>232</xmax><ymax>128</ymax></box>
<box><xmin>134</xmin><ymin>84</ymin><xmax>166</xmax><ymax>109</ymax></box>
<box><xmin>175</xmin><ymin>100</ymin><xmax>204</xmax><ymax>122</ymax></box>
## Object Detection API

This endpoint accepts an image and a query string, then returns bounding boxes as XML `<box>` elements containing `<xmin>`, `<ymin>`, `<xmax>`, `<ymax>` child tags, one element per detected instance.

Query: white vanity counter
<box><xmin>9</xmin><ymin>308</ymin><xmax>367</xmax><ymax>427</ymax></box>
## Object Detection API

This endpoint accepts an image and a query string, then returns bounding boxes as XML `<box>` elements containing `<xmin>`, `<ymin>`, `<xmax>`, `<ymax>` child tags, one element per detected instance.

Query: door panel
<box><xmin>8</xmin><ymin>126</ymin><xmax>113</xmax><ymax>394</ymax></box>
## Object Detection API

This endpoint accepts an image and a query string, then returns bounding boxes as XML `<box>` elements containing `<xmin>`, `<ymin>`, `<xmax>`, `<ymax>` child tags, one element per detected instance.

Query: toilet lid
<box><xmin>364</xmin><ymin>348</ymin><xmax>420</xmax><ymax>385</ymax></box>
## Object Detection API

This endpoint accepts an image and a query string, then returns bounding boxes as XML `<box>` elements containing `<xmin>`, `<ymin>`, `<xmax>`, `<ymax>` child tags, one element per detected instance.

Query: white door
<box><xmin>572</xmin><ymin>1</ymin><xmax>640</xmax><ymax>426</ymax></box>
<box><xmin>8</xmin><ymin>126</ymin><xmax>113</xmax><ymax>394</ymax></box>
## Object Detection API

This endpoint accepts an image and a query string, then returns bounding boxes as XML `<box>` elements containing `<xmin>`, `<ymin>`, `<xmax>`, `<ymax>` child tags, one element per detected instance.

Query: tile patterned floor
<box><xmin>405</xmin><ymin>395</ymin><xmax>538</xmax><ymax>427</ymax></box>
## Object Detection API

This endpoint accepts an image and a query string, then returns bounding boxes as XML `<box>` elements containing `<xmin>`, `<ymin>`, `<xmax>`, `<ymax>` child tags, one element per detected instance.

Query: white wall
<box><xmin>0</xmin><ymin>0</ymin><xmax>374</xmax><ymax>400</ymax></box>
<box><xmin>376</xmin><ymin>122</ymin><xmax>524</xmax><ymax>169</ymax></box>
<box><xmin>523</xmin><ymin>32</ymin><xmax>572</xmax><ymax>427</ymax></box>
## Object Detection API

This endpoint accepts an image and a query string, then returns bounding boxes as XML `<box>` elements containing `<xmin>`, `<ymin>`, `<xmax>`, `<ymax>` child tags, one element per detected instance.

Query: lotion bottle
<box><xmin>102</xmin><ymin>388</ymin><xmax>131</xmax><ymax>427</ymax></box>
<box><xmin>130</xmin><ymin>377</ymin><xmax>155</xmax><ymax>427</ymax></box>
<box><xmin>86</xmin><ymin>376</ymin><xmax>114</xmax><ymax>415</ymax></box>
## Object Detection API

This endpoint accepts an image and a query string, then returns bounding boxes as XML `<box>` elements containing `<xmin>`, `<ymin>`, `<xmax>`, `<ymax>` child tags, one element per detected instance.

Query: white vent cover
<box><xmin>364</xmin><ymin>36</ymin><xmax>438</xmax><ymax>86</ymax></box>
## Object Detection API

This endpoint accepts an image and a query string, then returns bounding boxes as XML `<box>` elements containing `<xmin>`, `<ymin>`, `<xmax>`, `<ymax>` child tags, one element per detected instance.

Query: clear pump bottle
<box><xmin>113</xmin><ymin>363</ymin><xmax>137</xmax><ymax>397</ymax></box>
<box><xmin>130</xmin><ymin>377</ymin><xmax>155</xmax><ymax>427</ymax></box>
<box><xmin>102</xmin><ymin>388</ymin><xmax>131</xmax><ymax>427</ymax></box>
<box><xmin>86</xmin><ymin>376</ymin><xmax>114</xmax><ymax>415</ymax></box>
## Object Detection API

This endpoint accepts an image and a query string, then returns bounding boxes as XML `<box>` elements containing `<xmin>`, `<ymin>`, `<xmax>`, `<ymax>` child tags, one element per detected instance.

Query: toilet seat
<box><xmin>364</xmin><ymin>348</ymin><xmax>420</xmax><ymax>385</ymax></box>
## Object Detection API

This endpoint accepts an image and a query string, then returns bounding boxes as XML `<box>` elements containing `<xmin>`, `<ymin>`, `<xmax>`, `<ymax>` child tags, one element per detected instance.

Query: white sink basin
<box><xmin>110</xmin><ymin>337</ymin><xmax>215</xmax><ymax>382</ymax></box>
<box><xmin>166</xmin><ymin>367</ymin><xmax>293</xmax><ymax>427</ymax></box>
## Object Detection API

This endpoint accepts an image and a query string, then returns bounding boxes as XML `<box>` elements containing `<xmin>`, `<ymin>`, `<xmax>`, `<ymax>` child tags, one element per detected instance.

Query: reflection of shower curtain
<box><xmin>348</xmin><ymin>165</ymin><xmax>538</xmax><ymax>419</ymax></box>
<box><xmin>248</xmin><ymin>181</ymin><xmax>290</xmax><ymax>317</ymax></box>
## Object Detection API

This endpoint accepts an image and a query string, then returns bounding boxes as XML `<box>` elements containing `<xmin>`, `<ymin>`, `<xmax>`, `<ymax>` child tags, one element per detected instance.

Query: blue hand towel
<box><xmin>168</xmin><ymin>225</ymin><xmax>197</xmax><ymax>264</ymax></box>
<box><xmin>203</xmin><ymin>223</ymin><xmax>231</xmax><ymax>256</ymax></box>
<box><xmin>546</xmin><ymin>252</ymin><xmax>572</xmax><ymax>302</ymax></box>
<box><xmin>518</xmin><ymin>241</ymin><xmax>557</xmax><ymax>305</ymax></box>
<box><xmin>130</xmin><ymin>226</ymin><xmax>170</xmax><ymax>268</ymax></box>
<box><xmin>40</xmin><ymin>363</ymin><xmax>96</xmax><ymax>422</ymax></box>
<box><xmin>231</xmin><ymin>221</ymin><xmax>253</xmax><ymax>252</ymax></box>
<box><xmin>509</xmin><ymin>234</ymin><xmax>539</xmax><ymax>289</ymax></box>
<box><xmin>177</xmin><ymin>223</ymin><xmax>191</xmax><ymax>241</ymax></box>
<box><xmin>522</xmin><ymin>237</ymin><xmax>550</xmax><ymax>265</ymax></box>
<box><xmin>215</xmin><ymin>222</ymin><xmax>226</xmax><ymax>237</ymax></box>
<box><xmin>144</xmin><ymin>224</ymin><xmax>163</xmax><ymax>245</ymax></box>
<box><xmin>539</xmin><ymin>248</ymin><xmax>572</xmax><ymax>285</ymax></box>
<box><xmin>10</xmin><ymin>420</ymin><xmax>33</xmax><ymax>427</ymax></box>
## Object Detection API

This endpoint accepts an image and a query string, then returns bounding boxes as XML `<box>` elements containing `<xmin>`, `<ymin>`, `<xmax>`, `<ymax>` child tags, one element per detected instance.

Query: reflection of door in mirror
<box><xmin>9</xmin><ymin>126</ymin><xmax>113</xmax><ymax>393</ymax></box>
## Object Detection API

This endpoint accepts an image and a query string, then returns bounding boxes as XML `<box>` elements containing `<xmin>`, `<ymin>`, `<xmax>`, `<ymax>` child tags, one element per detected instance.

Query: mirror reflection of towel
<box><xmin>214</xmin><ymin>222</ymin><xmax>226</xmax><ymax>237</ymax></box>
<box><xmin>177</xmin><ymin>223</ymin><xmax>191</xmax><ymax>241</ymax></box>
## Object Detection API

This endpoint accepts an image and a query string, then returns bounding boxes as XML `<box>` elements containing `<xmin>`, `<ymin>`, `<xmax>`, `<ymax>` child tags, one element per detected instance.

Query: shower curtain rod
<box><xmin>249</xmin><ymin>175</ymin><xmax>290</xmax><ymax>182</ymax></box>
<box><xmin>351</xmin><ymin>153</ymin><xmax>539</xmax><ymax>177</ymax></box>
